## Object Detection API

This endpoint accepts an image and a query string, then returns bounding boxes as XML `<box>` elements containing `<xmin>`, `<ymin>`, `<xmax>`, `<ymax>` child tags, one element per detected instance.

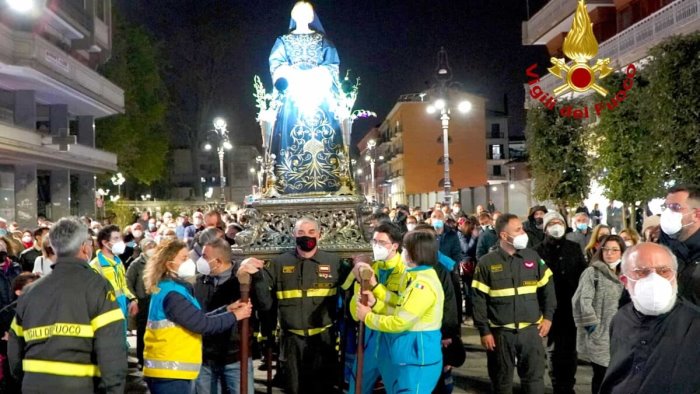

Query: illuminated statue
<box><xmin>268</xmin><ymin>1</ymin><xmax>344</xmax><ymax>195</ymax></box>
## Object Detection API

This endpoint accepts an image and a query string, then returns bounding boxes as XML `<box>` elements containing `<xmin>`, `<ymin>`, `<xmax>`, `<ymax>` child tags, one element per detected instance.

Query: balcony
<box><xmin>523</xmin><ymin>0</ymin><xmax>614</xmax><ymax>45</ymax></box>
<box><xmin>524</xmin><ymin>0</ymin><xmax>700</xmax><ymax>100</ymax></box>
<box><xmin>486</xmin><ymin>131</ymin><xmax>506</xmax><ymax>140</ymax></box>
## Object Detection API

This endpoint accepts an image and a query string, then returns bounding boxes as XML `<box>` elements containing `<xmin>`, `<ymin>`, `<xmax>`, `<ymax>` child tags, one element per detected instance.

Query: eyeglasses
<box><xmin>627</xmin><ymin>266</ymin><xmax>676</xmax><ymax>280</ymax></box>
<box><xmin>602</xmin><ymin>247</ymin><xmax>621</xmax><ymax>253</ymax></box>
<box><xmin>660</xmin><ymin>203</ymin><xmax>697</xmax><ymax>213</ymax></box>
<box><xmin>370</xmin><ymin>239</ymin><xmax>392</xmax><ymax>247</ymax></box>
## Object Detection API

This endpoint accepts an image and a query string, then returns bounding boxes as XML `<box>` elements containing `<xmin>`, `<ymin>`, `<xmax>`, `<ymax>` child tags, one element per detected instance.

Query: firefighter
<box><xmin>356</xmin><ymin>230</ymin><xmax>445</xmax><ymax>394</ymax></box>
<box><xmin>346</xmin><ymin>222</ymin><xmax>407</xmax><ymax>393</ymax></box>
<box><xmin>262</xmin><ymin>217</ymin><xmax>350</xmax><ymax>394</ymax></box>
<box><xmin>471</xmin><ymin>213</ymin><xmax>556</xmax><ymax>394</ymax></box>
<box><xmin>90</xmin><ymin>225</ymin><xmax>138</xmax><ymax>327</ymax></box>
<box><xmin>7</xmin><ymin>217</ymin><xmax>128</xmax><ymax>393</ymax></box>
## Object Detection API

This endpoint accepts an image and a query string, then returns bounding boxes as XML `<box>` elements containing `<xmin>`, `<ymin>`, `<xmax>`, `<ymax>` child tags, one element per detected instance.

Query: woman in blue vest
<box><xmin>142</xmin><ymin>239</ymin><xmax>251</xmax><ymax>394</ymax></box>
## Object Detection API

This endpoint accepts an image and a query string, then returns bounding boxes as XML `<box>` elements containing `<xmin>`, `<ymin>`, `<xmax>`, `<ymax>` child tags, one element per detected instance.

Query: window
<box><xmin>493</xmin><ymin>165</ymin><xmax>502</xmax><ymax>176</ymax></box>
<box><xmin>490</xmin><ymin>145</ymin><xmax>502</xmax><ymax>160</ymax></box>
<box><xmin>490</xmin><ymin>123</ymin><xmax>501</xmax><ymax>138</ymax></box>
<box><xmin>96</xmin><ymin>0</ymin><xmax>105</xmax><ymax>21</ymax></box>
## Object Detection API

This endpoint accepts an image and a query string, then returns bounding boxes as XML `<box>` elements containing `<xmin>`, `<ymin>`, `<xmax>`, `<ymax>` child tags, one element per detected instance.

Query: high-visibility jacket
<box><xmin>364</xmin><ymin>265</ymin><xmax>444</xmax><ymax>366</ymax></box>
<box><xmin>7</xmin><ymin>258</ymin><xmax>127</xmax><ymax>393</ymax></box>
<box><xmin>90</xmin><ymin>251</ymin><xmax>135</xmax><ymax>319</ymax></box>
<box><xmin>345</xmin><ymin>252</ymin><xmax>408</xmax><ymax>321</ymax></box>
<box><xmin>471</xmin><ymin>246</ymin><xmax>557</xmax><ymax>336</ymax></box>
<box><xmin>143</xmin><ymin>279</ymin><xmax>203</xmax><ymax>380</ymax></box>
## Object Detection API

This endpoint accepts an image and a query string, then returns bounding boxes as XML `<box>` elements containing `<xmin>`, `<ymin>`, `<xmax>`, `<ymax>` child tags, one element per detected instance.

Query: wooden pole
<box><xmin>237</xmin><ymin>271</ymin><xmax>252</xmax><ymax>394</ymax></box>
<box><xmin>355</xmin><ymin>267</ymin><xmax>374</xmax><ymax>394</ymax></box>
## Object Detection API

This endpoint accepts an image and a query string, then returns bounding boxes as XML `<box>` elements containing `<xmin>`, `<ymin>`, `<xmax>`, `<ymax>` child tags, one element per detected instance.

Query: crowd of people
<box><xmin>0</xmin><ymin>184</ymin><xmax>698</xmax><ymax>393</ymax></box>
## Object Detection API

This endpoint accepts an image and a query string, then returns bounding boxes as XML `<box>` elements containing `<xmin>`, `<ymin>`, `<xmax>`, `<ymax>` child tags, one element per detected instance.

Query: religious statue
<box><xmin>268</xmin><ymin>1</ymin><xmax>344</xmax><ymax>195</ymax></box>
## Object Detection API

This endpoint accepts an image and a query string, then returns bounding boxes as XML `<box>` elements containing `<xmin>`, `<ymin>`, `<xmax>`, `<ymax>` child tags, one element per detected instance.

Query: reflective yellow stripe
<box><xmin>91</xmin><ymin>308</ymin><xmax>124</xmax><ymax>331</ymax></box>
<box><xmin>489</xmin><ymin>285</ymin><xmax>537</xmax><ymax>297</ymax></box>
<box><xmin>277</xmin><ymin>290</ymin><xmax>303</xmax><ymax>299</ymax></box>
<box><xmin>23</xmin><ymin>359</ymin><xmax>100</xmax><ymax>377</ymax></box>
<box><xmin>288</xmin><ymin>324</ymin><xmax>332</xmax><ymax>336</ymax></box>
<box><xmin>10</xmin><ymin>318</ymin><xmax>23</xmax><ymax>337</ymax></box>
<box><xmin>277</xmin><ymin>288</ymin><xmax>337</xmax><ymax>299</ymax></box>
<box><xmin>489</xmin><ymin>316</ymin><xmax>543</xmax><ymax>330</ymax></box>
<box><xmin>538</xmin><ymin>269</ymin><xmax>553</xmax><ymax>287</ymax></box>
<box><xmin>307</xmin><ymin>288</ymin><xmax>337</xmax><ymax>297</ymax></box>
<box><xmin>471</xmin><ymin>280</ymin><xmax>490</xmax><ymax>294</ymax></box>
<box><xmin>24</xmin><ymin>323</ymin><xmax>94</xmax><ymax>342</ymax></box>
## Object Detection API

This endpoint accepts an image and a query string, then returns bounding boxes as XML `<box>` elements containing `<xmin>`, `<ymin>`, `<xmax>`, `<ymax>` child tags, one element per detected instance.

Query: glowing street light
<box><xmin>7</xmin><ymin>0</ymin><xmax>36</xmax><ymax>13</ymax></box>
<box><xmin>111</xmin><ymin>172</ymin><xmax>125</xmax><ymax>196</ymax></box>
<box><xmin>204</xmin><ymin>143</ymin><xmax>212</xmax><ymax>151</ymax></box>
<box><xmin>203</xmin><ymin>118</ymin><xmax>233</xmax><ymax>204</ymax></box>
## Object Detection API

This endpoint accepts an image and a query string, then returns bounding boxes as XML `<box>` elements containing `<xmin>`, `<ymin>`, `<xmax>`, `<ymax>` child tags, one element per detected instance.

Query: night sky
<box><xmin>118</xmin><ymin>0</ymin><xmax>549</xmax><ymax>148</ymax></box>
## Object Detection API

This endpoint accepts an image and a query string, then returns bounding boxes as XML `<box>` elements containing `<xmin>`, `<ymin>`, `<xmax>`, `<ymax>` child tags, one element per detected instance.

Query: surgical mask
<box><xmin>0</xmin><ymin>229</ymin><xmax>6</xmax><ymax>237</ymax></box>
<box><xmin>629</xmin><ymin>273</ymin><xmax>676</xmax><ymax>316</ymax></box>
<box><xmin>145</xmin><ymin>249</ymin><xmax>156</xmax><ymax>258</ymax></box>
<box><xmin>296</xmin><ymin>236</ymin><xmax>317</xmax><ymax>252</ymax></box>
<box><xmin>547</xmin><ymin>224</ymin><xmax>565</xmax><ymax>239</ymax></box>
<box><xmin>576</xmin><ymin>223</ymin><xmax>588</xmax><ymax>232</ymax></box>
<box><xmin>132</xmin><ymin>230</ymin><xmax>143</xmax><ymax>239</ymax></box>
<box><xmin>177</xmin><ymin>259</ymin><xmax>197</xmax><ymax>279</ymax></box>
<box><xmin>452</xmin><ymin>207</ymin><xmax>460</xmax><ymax>214</ymax></box>
<box><xmin>432</xmin><ymin>219</ymin><xmax>444</xmax><ymax>230</ymax></box>
<box><xmin>625</xmin><ymin>240</ymin><xmax>634</xmax><ymax>248</ymax></box>
<box><xmin>608</xmin><ymin>259</ymin><xmax>621</xmax><ymax>270</ymax></box>
<box><xmin>22</xmin><ymin>236</ymin><xmax>32</xmax><ymax>244</ymax></box>
<box><xmin>659</xmin><ymin>209</ymin><xmax>691</xmax><ymax>238</ymax></box>
<box><xmin>509</xmin><ymin>233</ymin><xmax>529</xmax><ymax>250</ymax></box>
<box><xmin>193</xmin><ymin>218</ymin><xmax>203</xmax><ymax>227</ymax></box>
<box><xmin>148</xmin><ymin>224</ymin><xmax>157</xmax><ymax>231</ymax></box>
<box><xmin>196</xmin><ymin>257</ymin><xmax>212</xmax><ymax>276</ymax></box>
<box><xmin>406</xmin><ymin>224</ymin><xmax>416</xmax><ymax>232</ymax></box>
<box><xmin>372</xmin><ymin>244</ymin><xmax>391</xmax><ymax>261</ymax></box>
<box><xmin>111</xmin><ymin>241</ymin><xmax>126</xmax><ymax>255</ymax></box>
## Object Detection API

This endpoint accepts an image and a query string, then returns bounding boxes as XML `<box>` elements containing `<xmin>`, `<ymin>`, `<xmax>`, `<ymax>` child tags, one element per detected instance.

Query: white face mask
<box><xmin>452</xmin><ymin>207</ymin><xmax>460</xmax><ymax>214</ymax></box>
<box><xmin>145</xmin><ymin>249</ymin><xmax>156</xmax><ymax>258</ymax></box>
<box><xmin>177</xmin><ymin>259</ymin><xmax>197</xmax><ymax>279</ymax></box>
<box><xmin>406</xmin><ymin>224</ymin><xmax>416</xmax><ymax>232</ymax></box>
<box><xmin>510</xmin><ymin>233</ymin><xmax>529</xmax><ymax>250</ymax></box>
<box><xmin>111</xmin><ymin>241</ymin><xmax>126</xmax><ymax>255</ymax></box>
<box><xmin>629</xmin><ymin>273</ymin><xmax>677</xmax><ymax>316</ymax></box>
<box><xmin>625</xmin><ymin>240</ymin><xmax>634</xmax><ymax>247</ymax></box>
<box><xmin>196</xmin><ymin>257</ymin><xmax>212</xmax><ymax>276</ymax></box>
<box><xmin>608</xmin><ymin>259</ymin><xmax>621</xmax><ymax>270</ymax></box>
<box><xmin>372</xmin><ymin>244</ymin><xmax>391</xmax><ymax>261</ymax></box>
<box><xmin>547</xmin><ymin>224</ymin><xmax>565</xmax><ymax>239</ymax></box>
<box><xmin>22</xmin><ymin>236</ymin><xmax>33</xmax><ymax>244</ymax></box>
<box><xmin>132</xmin><ymin>230</ymin><xmax>143</xmax><ymax>239</ymax></box>
<box><xmin>659</xmin><ymin>209</ymin><xmax>694</xmax><ymax>238</ymax></box>
<box><xmin>193</xmin><ymin>218</ymin><xmax>204</xmax><ymax>227</ymax></box>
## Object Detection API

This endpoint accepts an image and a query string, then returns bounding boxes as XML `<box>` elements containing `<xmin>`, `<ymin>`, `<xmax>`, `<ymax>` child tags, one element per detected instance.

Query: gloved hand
<box><xmin>584</xmin><ymin>325</ymin><xmax>597</xmax><ymax>334</ymax></box>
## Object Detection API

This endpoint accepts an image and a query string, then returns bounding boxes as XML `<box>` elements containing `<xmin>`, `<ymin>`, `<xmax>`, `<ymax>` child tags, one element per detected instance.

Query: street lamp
<box><xmin>203</xmin><ymin>117</ymin><xmax>233</xmax><ymax>204</ymax></box>
<box><xmin>111</xmin><ymin>172</ymin><xmax>125</xmax><ymax>197</ymax></box>
<box><xmin>424</xmin><ymin>47</ymin><xmax>471</xmax><ymax>206</ymax></box>
<box><xmin>365</xmin><ymin>139</ymin><xmax>379</xmax><ymax>201</ymax></box>
<box><xmin>7</xmin><ymin>0</ymin><xmax>37</xmax><ymax>13</ymax></box>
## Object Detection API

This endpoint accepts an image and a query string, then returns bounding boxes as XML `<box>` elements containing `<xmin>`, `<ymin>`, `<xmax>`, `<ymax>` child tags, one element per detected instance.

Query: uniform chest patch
<box><xmin>283</xmin><ymin>266</ymin><xmax>295</xmax><ymax>274</ymax></box>
<box><xmin>490</xmin><ymin>264</ymin><xmax>503</xmax><ymax>273</ymax></box>
<box><xmin>523</xmin><ymin>260</ymin><xmax>536</xmax><ymax>269</ymax></box>
<box><xmin>318</xmin><ymin>265</ymin><xmax>332</xmax><ymax>279</ymax></box>
<box><xmin>522</xmin><ymin>280</ymin><xmax>538</xmax><ymax>287</ymax></box>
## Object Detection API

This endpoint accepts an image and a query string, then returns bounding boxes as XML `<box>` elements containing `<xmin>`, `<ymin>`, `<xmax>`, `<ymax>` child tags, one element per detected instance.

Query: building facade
<box><xmin>524</xmin><ymin>0</ymin><xmax>700</xmax><ymax>99</ymax></box>
<box><xmin>357</xmin><ymin>90</ymin><xmax>487</xmax><ymax>208</ymax></box>
<box><xmin>0</xmin><ymin>0</ymin><xmax>122</xmax><ymax>227</ymax></box>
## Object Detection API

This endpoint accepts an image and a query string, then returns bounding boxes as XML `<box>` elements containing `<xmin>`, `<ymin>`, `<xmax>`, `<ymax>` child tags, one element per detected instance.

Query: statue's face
<box><xmin>291</xmin><ymin>2</ymin><xmax>314</xmax><ymax>27</ymax></box>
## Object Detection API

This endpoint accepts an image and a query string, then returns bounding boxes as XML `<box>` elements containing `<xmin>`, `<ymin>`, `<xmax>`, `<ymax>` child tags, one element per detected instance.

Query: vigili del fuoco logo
<box><xmin>525</xmin><ymin>0</ymin><xmax>637</xmax><ymax>119</ymax></box>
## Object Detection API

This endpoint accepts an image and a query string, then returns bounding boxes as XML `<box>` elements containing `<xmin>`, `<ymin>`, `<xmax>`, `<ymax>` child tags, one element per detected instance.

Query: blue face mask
<box><xmin>432</xmin><ymin>219</ymin><xmax>444</xmax><ymax>230</ymax></box>
<box><xmin>576</xmin><ymin>223</ymin><xmax>588</xmax><ymax>231</ymax></box>
<box><xmin>0</xmin><ymin>229</ymin><xmax>6</xmax><ymax>237</ymax></box>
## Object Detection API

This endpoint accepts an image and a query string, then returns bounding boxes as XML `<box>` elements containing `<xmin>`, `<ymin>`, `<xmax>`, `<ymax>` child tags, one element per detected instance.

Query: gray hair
<box><xmin>293</xmin><ymin>217</ymin><xmax>320</xmax><ymax>233</ymax></box>
<box><xmin>621</xmin><ymin>242</ymin><xmax>678</xmax><ymax>276</ymax></box>
<box><xmin>574</xmin><ymin>212</ymin><xmax>589</xmax><ymax>220</ymax></box>
<box><xmin>50</xmin><ymin>217</ymin><xmax>89</xmax><ymax>258</ymax></box>
<box><xmin>197</xmin><ymin>227</ymin><xmax>221</xmax><ymax>246</ymax></box>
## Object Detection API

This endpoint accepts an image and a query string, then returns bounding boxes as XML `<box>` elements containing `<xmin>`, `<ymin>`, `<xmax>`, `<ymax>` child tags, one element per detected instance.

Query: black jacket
<box><xmin>0</xmin><ymin>260</ymin><xmax>22</xmax><ymax>334</ymax></box>
<box><xmin>8</xmin><ymin>257</ymin><xmax>127</xmax><ymax>394</ymax></box>
<box><xmin>524</xmin><ymin>220</ymin><xmax>545</xmax><ymax>248</ymax></box>
<box><xmin>534</xmin><ymin>236</ymin><xmax>588</xmax><ymax>339</ymax></box>
<box><xmin>472</xmin><ymin>246</ymin><xmax>557</xmax><ymax>336</ymax></box>
<box><xmin>600</xmin><ymin>298</ymin><xmax>700</xmax><ymax>393</ymax></box>
<box><xmin>18</xmin><ymin>248</ymin><xmax>41</xmax><ymax>272</ymax></box>
<box><xmin>659</xmin><ymin>229</ymin><xmax>700</xmax><ymax>306</ymax></box>
<box><xmin>438</xmin><ymin>229</ymin><xmax>464</xmax><ymax>322</ymax></box>
<box><xmin>193</xmin><ymin>266</ymin><xmax>272</xmax><ymax>365</ymax></box>
<box><xmin>434</xmin><ymin>263</ymin><xmax>460</xmax><ymax>339</ymax></box>
<box><xmin>263</xmin><ymin>250</ymin><xmax>350</xmax><ymax>334</ymax></box>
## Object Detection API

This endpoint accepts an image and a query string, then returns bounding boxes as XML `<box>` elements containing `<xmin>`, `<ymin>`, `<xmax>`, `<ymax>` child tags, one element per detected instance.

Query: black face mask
<box><xmin>296</xmin><ymin>236</ymin><xmax>317</xmax><ymax>252</ymax></box>
<box><xmin>225</xmin><ymin>236</ymin><xmax>236</xmax><ymax>246</ymax></box>
<box><xmin>535</xmin><ymin>217</ymin><xmax>544</xmax><ymax>226</ymax></box>
<box><xmin>0</xmin><ymin>251</ymin><xmax>7</xmax><ymax>261</ymax></box>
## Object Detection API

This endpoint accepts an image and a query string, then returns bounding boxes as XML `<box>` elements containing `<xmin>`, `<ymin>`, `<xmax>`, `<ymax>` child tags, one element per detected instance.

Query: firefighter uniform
<box><xmin>471</xmin><ymin>246</ymin><xmax>556</xmax><ymax>394</ymax></box>
<box><xmin>345</xmin><ymin>252</ymin><xmax>408</xmax><ymax>394</ymax></box>
<box><xmin>90</xmin><ymin>250</ymin><xmax>136</xmax><ymax>323</ymax></box>
<box><xmin>363</xmin><ymin>265</ymin><xmax>444</xmax><ymax>394</ymax></box>
<box><xmin>263</xmin><ymin>249</ymin><xmax>348</xmax><ymax>394</ymax></box>
<box><xmin>7</xmin><ymin>257</ymin><xmax>127</xmax><ymax>394</ymax></box>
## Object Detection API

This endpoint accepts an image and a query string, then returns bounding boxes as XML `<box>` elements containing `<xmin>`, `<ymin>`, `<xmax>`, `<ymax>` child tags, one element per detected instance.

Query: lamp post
<box><xmin>204</xmin><ymin>117</ymin><xmax>233</xmax><ymax>204</ymax></box>
<box><xmin>364</xmin><ymin>139</ymin><xmax>384</xmax><ymax>203</ymax></box>
<box><xmin>111</xmin><ymin>172</ymin><xmax>125</xmax><ymax>197</ymax></box>
<box><xmin>425</xmin><ymin>47</ymin><xmax>472</xmax><ymax>206</ymax></box>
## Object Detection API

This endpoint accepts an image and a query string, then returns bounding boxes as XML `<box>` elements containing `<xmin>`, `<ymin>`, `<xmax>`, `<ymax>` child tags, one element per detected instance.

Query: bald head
<box><xmin>621</xmin><ymin>242</ymin><xmax>677</xmax><ymax>277</ymax></box>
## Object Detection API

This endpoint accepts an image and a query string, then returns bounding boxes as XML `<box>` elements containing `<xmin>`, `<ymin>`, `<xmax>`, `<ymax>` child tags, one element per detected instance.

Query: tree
<box><xmin>96</xmin><ymin>11</ymin><xmax>169</xmax><ymax>188</ymax></box>
<box><xmin>644</xmin><ymin>32</ymin><xmax>700</xmax><ymax>185</ymax></box>
<box><xmin>592</xmin><ymin>71</ymin><xmax>666</xmax><ymax>226</ymax></box>
<box><xmin>526</xmin><ymin>99</ymin><xmax>592</xmax><ymax>216</ymax></box>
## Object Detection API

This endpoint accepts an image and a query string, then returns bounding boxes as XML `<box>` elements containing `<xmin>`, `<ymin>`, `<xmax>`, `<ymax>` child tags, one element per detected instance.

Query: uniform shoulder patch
<box><xmin>106</xmin><ymin>289</ymin><xmax>116</xmax><ymax>302</ymax></box>
<box><xmin>490</xmin><ymin>264</ymin><xmax>503</xmax><ymax>273</ymax></box>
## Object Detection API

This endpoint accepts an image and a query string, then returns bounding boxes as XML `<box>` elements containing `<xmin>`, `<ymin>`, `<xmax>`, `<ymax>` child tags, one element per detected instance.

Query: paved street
<box><xmin>126</xmin><ymin>322</ymin><xmax>594</xmax><ymax>394</ymax></box>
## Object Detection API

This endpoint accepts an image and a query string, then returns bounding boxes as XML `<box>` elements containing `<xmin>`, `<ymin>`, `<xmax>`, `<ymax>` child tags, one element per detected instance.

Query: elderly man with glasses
<box><xmin>599</xmin><ymin>242</ymin><xmax>700</xmax><ymax>393</ymax></box>
<box><xmin>657</xmin><ymin>184</ymin><xmax>700</xmax><ymax>306</ymax></box>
